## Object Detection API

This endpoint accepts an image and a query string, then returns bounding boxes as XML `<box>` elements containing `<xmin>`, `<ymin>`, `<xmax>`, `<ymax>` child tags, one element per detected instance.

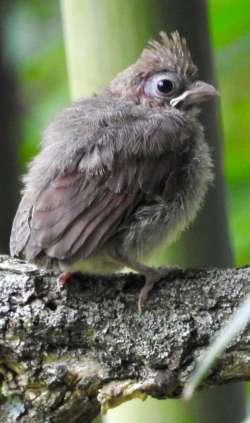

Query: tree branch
<box><xmin>0</xmin><ymin>255</ymin><xmax>249</xmax><ymax>422</ymax></box>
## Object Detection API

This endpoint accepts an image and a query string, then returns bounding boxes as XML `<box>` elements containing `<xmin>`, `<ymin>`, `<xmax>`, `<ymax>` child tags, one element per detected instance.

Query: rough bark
<box><xmin>0</xmin><ymin>256</ymin><xmax>250</xmax><ymax>423</ymax></box>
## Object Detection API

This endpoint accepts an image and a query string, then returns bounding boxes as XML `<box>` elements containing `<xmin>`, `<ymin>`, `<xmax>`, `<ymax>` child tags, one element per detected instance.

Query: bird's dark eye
<box><xmin>144</xmin><ymin>71</ymin><xmax>181</xmax><ymax>100</ymax></box>
<box><xmin>157</xmin><ymin>79</ymin><xmax>174</xmax><ymax>94</ymax></box>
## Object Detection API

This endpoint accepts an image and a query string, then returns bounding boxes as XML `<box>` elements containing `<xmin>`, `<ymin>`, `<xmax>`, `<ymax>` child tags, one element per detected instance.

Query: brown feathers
<box><xmin>108</xmin><ymin>31</ymin><xmax>198</xmax><ymax>99</ymax></box>
<box><xmin>139</xmin><ymin>31</ymin><xmax>198</xmax><ymax>80</ymax></box>
<box><xmin>10</xmin><ymin>31</ymin><xmax>213</xmax><ymax>278</ymax></box>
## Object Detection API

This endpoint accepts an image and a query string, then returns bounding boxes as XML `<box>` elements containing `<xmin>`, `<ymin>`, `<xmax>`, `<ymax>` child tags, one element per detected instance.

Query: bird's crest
<box><xmin>137</xmin><ymin>31</ymin><xmax>198</xmax><ymax>80</ymax></box>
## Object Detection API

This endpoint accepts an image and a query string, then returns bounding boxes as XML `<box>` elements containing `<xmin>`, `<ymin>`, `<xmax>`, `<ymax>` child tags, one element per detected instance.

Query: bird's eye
<box><xmin>144</xmin><ymin>72</ymin><xmax>181</xmax><ymax>100</ymax></box>
<box><xmin>157</xmin><ymin>79</ymin><xmax>174</xmax><ymax>94</ymax></box>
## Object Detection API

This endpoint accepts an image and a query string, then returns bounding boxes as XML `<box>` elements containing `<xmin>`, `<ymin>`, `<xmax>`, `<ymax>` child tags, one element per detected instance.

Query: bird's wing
<box><xmin>10</xmin><ymin>97</ymin><xmax>180</xmax><ymax>262</ymax></box>
<box><xmin>10</xmin><ymin>155</ymin><xmax>172</xmax><ymax>262</ymax></box>
<box><xmin>10</xmin><ymin>195</ymin><xmax>34</xmax><ymax>258</ymax></box>
<box><xmin>28</xmin><ymin>168</ymin><xmax>139</xmax><ymax>260</ymax></box>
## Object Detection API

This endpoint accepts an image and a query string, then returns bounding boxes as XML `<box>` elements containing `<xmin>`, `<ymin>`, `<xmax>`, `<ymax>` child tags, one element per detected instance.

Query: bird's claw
<box><xmin>137</xmin><ymin>266</ymin><xmax>181</xmax><ymax>313</ymax></box>
<box><xmin>57</xmin><ymin>271</ymin><xmax>72</xmax><ymax>288</ymax></box>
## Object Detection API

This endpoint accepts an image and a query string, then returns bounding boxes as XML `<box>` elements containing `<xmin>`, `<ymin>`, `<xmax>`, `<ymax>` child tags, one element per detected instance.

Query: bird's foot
<box><xmin>138</xmin><ymin>266</ymin><xmax>181</xmax><ymax>313</ymax></box>
<box><xmin>57</xmin><ymin>271</ymin><xmax>72</xmax><ymax>287</ymax></box>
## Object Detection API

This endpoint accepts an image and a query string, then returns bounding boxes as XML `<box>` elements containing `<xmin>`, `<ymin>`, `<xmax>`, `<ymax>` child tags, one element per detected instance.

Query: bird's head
<box><xmin>108</xmin><ymin>31</ymin><xmax>218</xmax><ymax>110</ymax></box>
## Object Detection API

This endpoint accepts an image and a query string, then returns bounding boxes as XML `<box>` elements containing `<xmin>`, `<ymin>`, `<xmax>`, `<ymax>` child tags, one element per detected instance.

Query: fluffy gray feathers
<box><xmin>10</xmin><ymin>32</ymin><xmax>213</xmax><ymax>274</ymax></box>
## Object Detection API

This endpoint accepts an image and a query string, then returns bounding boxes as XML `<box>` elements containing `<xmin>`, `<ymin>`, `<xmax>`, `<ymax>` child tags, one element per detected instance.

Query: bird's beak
<box><xmin>170</xmin><ymin>81</ymin><xmax>219</xmax><ymax>109</ymax></box>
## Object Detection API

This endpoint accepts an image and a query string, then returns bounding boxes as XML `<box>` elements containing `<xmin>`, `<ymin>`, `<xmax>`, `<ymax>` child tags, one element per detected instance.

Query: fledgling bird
<box><xmin>10</xmin><ymin>31</ymin><xmax>217</xmax><ymax>311</ymax></box>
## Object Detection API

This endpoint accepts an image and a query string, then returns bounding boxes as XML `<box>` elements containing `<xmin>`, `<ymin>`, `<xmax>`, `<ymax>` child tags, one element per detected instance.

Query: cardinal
<box><xmin>10</xmin><ymin>31</ymin><xmax>217</xmax><ymax>311</ymax></box>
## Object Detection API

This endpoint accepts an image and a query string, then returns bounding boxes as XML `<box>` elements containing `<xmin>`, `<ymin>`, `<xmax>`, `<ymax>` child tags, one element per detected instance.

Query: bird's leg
<box><xmin>138</xmin><ymin>268</ymin><xmax>163</xmax><ymax>313</ymax></box>
<box><xmin>57</xmin><ymin>271</ymin><xmax>72</xmax><ymax>287</ymax></box>
<box><xmin>113</xmin><ymin>256</ymin><xmax>180</xmax><ymax>312</ymax></box>
<box><xmin>134</xmin><ymin>263</ymin><xmax>180</xmax><ymax>313</ymax></box>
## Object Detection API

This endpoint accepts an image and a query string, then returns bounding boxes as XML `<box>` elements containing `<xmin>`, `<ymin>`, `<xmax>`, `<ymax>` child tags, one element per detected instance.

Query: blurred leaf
<box><xmin>209</xmin><ymin>1</ymin><xmax>250</xmax><ymax>265</ymax></box>
<box><xmin>209</xmin><ymin>0</ymin><xmax>250</xmax><ymax>47</ymax></box>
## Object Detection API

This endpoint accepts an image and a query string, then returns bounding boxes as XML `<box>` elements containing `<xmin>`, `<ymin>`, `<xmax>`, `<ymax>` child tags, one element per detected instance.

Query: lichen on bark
<box><xmin>0</xmin><ymin>255</ymin><xmax>250</xmax><ymax>422</ymax></box>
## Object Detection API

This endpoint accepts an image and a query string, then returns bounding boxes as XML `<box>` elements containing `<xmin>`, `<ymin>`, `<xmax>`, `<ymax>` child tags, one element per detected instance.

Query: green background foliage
<box><xmin>209</xmin><ymin>0</ymin><xmax>250</xmax><ymax>265</ymax></box>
